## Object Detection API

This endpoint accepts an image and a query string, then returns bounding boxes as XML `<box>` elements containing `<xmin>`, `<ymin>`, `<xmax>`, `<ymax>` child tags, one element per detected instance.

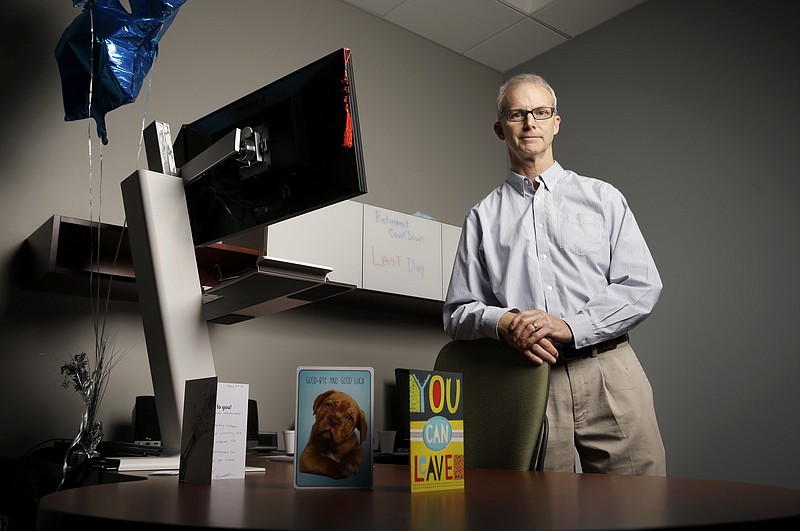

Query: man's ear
<box><xmin>493</xmin><ymin>121</ymin><xmax>505</xmax><ymax>140</ymax></box>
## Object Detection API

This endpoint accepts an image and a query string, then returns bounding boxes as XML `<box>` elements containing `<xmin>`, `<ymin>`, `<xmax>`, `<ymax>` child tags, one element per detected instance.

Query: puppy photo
<box><xmin>299</xmin><ymin>389</ymin><xmax>368</xmax><ymax>479</ymax></box>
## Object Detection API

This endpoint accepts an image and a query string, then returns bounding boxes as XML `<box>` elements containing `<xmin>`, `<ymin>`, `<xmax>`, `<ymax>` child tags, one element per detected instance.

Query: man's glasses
<box><xmin>500</xmin><ymin>107</ymin><xmax>556</xmax><ymax>122</ymax></box>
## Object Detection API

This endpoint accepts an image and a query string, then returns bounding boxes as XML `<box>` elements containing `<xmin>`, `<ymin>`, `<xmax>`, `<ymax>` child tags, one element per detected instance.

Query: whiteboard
<box><xmin>362</xmin><ymin>205</ymin><xmax>443</xmax><ymax>300</ymax></box>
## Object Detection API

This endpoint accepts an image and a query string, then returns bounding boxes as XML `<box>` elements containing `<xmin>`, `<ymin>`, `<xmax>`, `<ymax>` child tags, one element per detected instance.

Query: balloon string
<box><xmin>84</xmin><ymin>1</ymin><xmax>112</xmax><ymax>382</ymax></box>
<box><xmin>86</xmin><ymin>2</ymin><xmax>105</xmax><ymax>344</ymax></box>
<box><xmin>87</xmin><ymin>1</ymin><xmax>97</xmax><ymax>304</ymax></box>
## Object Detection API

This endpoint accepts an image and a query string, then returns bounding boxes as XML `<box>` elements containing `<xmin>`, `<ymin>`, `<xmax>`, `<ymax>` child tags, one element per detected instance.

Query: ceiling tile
<box><xmin>338</xmin><ymin>0</ymin><xmax>648</xmax><ymax>72</ymax></box>
<box><xmin>340</xmin><ymin>0</ymin><xmax>406</xmax><ymax>17</ymax></box>
<box><xmin>385</xmin><ymin>0</ymin><xmax>524</xmax><ymax>53</ymax></box>
<box><xmin>464</xmin><ymin>17</ymin><xmax>566</xmax><ymax>72</ymax></box>
<box><xmin>497</xmin><ymin>0</ymin><xmax>556</xmax><ymax>16</ymax></box>
<box><xmin>534</xmin><ymin>0</ymin><xmax>647</xmax><ymax>36</ymax></box>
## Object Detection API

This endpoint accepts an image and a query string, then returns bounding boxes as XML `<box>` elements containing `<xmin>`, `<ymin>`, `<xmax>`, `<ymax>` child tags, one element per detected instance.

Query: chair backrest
<box><xmin>434</xmin><ymin>338</ymin><xmax>550</xmax><ymax>471</ymax></box>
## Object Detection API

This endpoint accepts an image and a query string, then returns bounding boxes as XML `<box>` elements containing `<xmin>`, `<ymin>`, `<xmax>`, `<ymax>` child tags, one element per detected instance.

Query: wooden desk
<box><xmin>36</xmin><ymin>461</ymin><xmax>800</xmax><ymax>530</ymax></box>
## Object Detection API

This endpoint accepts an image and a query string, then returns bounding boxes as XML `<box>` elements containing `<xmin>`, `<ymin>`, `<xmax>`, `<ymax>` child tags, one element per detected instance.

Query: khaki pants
<box><xmin>544</xmin><ymin>342</ymin><xmax>667</xmax><ymax>476</ymax></box>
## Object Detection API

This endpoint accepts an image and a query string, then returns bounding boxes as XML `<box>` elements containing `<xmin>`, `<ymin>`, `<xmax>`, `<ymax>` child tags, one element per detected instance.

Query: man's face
<box><xmin>494</xmin><ymin>82</ymin><xmax>560</xmax><ymax>168</ymax></box>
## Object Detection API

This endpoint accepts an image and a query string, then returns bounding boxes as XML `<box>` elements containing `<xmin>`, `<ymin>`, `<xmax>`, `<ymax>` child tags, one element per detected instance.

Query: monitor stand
<box><xmin>118</xmin><ymin>169</ymin><xmax>217</xmax><ymax>471</ymax></box>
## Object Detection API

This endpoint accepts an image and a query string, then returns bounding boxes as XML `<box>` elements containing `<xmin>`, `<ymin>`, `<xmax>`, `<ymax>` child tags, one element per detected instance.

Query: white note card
<box><xmin>212</xmin><ymin>382</ymin><xmax>249</xmax><ymax>480</ymax></box>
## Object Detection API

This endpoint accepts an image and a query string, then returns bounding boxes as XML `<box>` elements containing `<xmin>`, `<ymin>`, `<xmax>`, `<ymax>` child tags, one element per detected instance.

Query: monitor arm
<box><xmin>143</xmin><ymin>121</ymin><xmax>270</xmax><ymax>186</ymax></box>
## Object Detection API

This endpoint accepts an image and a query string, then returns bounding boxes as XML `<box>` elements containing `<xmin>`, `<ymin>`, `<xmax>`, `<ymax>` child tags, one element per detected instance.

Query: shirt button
<box><xmin>537</xmin><ymin>223</ymin><xmax>544</xmax><ymax>229</ymax></box>
<box><xmin>547</xmin><ymin>285</ymin><xmax>553</xmax><ymax>291</ymax></box>
<box><xmin>541</xmin><ymin>255</ymin><xmax>547</xmax><ymax>261</ymax></box>
<box><xmin>581</xmin><ymin>339</ymin><xmax>588</xmax><ymax>346</ymax></box>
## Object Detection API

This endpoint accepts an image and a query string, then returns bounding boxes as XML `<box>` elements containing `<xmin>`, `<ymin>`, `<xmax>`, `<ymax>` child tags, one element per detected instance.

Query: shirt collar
<box><xmin>505</xmin><ymin>161</ymin><xmax>565</xmax><ymax>196</ymax></box>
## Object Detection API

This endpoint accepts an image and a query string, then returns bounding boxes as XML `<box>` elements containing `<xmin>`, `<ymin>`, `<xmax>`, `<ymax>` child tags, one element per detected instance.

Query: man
<box><xmin>443</xmin><ymin>73</ymin><xmax>666</xmax><ymax>476</ymax></box>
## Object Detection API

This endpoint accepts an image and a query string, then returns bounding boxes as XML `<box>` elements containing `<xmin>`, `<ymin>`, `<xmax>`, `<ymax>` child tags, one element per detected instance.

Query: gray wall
<box><xmin>508</xmin><ymin>0</ymin><xmax>800</xmax><ymax>489</ymax></box>
<box><xmin>1</xmin><ymin>0</ymin><xmax>798</xmax><ymax>493</ymax></box>
<box><xmin>0</xmin><ymin>0</ymin><xmax>502</xmax><ymax>458</ymax></box>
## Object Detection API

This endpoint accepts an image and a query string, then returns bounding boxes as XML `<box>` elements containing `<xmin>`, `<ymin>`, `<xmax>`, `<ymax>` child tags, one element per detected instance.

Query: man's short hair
<box><xmin>496</xmin><ymin>73</ymin><xmax>558</xmax><ymax>118</ymax></box>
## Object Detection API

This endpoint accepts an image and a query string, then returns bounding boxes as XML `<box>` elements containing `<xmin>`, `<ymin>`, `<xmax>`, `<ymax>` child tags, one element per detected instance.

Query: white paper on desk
<box><xmin>212</xmin><ymin>382</ymin><xmax>249</xmax><ymax>480</ymax></box>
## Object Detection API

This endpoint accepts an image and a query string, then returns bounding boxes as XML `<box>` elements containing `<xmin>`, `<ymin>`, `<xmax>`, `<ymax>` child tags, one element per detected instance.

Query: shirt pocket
<box><xmin>557</xmin><ymin>211</ymin><xmax>604</xmax><ymax>255</ymax></box>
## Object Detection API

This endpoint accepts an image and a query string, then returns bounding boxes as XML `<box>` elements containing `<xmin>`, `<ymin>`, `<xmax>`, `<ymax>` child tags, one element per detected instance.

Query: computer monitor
<box><xmin>174</xmin><ymin>48</ymin><xmax>367</xmax><ymax>247</ymax></box>
<box><xmin>393</xmin><ymin>368</ymin><xmax>412</xmax><ymax>452</ymax></box>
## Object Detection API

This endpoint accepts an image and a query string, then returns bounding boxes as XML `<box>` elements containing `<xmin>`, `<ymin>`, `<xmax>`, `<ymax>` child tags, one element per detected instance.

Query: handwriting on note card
<box><xmin>212</xmin><ymin>383</ymin><xmax>249</xmax><ymax>480</ymax></box>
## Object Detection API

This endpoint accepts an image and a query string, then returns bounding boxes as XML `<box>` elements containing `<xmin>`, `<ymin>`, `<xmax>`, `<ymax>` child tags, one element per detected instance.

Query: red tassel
<box><xmin>342</xmin><ymin>48</ymin><xmax>353</xmax><ymax>148</ymax></box>
<box><xmin>343</xmin><ymin>107</ymin><xmax>353</xmax><ymax>148</ymax></box>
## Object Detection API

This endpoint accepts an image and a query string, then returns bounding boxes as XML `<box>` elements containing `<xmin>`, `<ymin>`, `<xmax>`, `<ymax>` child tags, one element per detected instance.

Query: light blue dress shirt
<box><xmin>443</xmin><ymin>161</ymin><xmax>662</xmax><ymax>349</ymax></box>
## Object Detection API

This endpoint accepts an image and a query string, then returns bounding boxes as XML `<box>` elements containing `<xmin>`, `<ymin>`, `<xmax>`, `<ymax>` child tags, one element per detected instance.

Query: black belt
<box><xmin>559</xmin><ymin>333</ymin><xmax>629</xmax><ymax>360</ymax></box>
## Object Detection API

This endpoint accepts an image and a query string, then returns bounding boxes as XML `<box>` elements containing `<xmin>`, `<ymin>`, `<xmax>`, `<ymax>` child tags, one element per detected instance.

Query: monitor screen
<box><xmin>174</xmin><ymin>48</ymin><xmax>367</xmax><ymax>247</ymax></box>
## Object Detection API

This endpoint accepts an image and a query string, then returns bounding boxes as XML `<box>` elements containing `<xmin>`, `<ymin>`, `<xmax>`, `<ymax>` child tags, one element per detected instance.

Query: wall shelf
<box><xmin>21</xmin><ymin>215</ymin><xmax>260</xmax><ymax>303</ymax></box>
<box><xmin>20</xmin><ymin>215</ymin><xmax>443</xmax><ymax>321</ymax></box>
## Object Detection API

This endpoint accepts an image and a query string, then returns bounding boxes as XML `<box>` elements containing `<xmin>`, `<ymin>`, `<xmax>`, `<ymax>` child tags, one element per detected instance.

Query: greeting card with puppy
<box><xmin>294</xmin><ymin>367</ymin><xmax>374</xmax><ymax>488</ymax></box>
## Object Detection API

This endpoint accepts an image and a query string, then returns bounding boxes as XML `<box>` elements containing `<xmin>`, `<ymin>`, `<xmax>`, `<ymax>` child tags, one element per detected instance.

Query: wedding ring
<box><xmin>533</xmin><ymin>322</ymin><xmax>539</xmax><ymax>331</ymax></box>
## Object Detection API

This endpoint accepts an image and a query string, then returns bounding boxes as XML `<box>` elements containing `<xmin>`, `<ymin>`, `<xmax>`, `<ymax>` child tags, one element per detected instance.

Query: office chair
<box><xmin>434</xmin><ymin>338</ymin><xmax>550</xmax><ymax>471</ymax></box>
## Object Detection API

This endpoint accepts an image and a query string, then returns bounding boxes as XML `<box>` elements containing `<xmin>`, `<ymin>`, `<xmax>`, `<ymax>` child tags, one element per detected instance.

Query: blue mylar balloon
<box><xmin>55</xmin><ymin>0</ymin><xmax>187</xmax><ymax>144</ymax></box>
